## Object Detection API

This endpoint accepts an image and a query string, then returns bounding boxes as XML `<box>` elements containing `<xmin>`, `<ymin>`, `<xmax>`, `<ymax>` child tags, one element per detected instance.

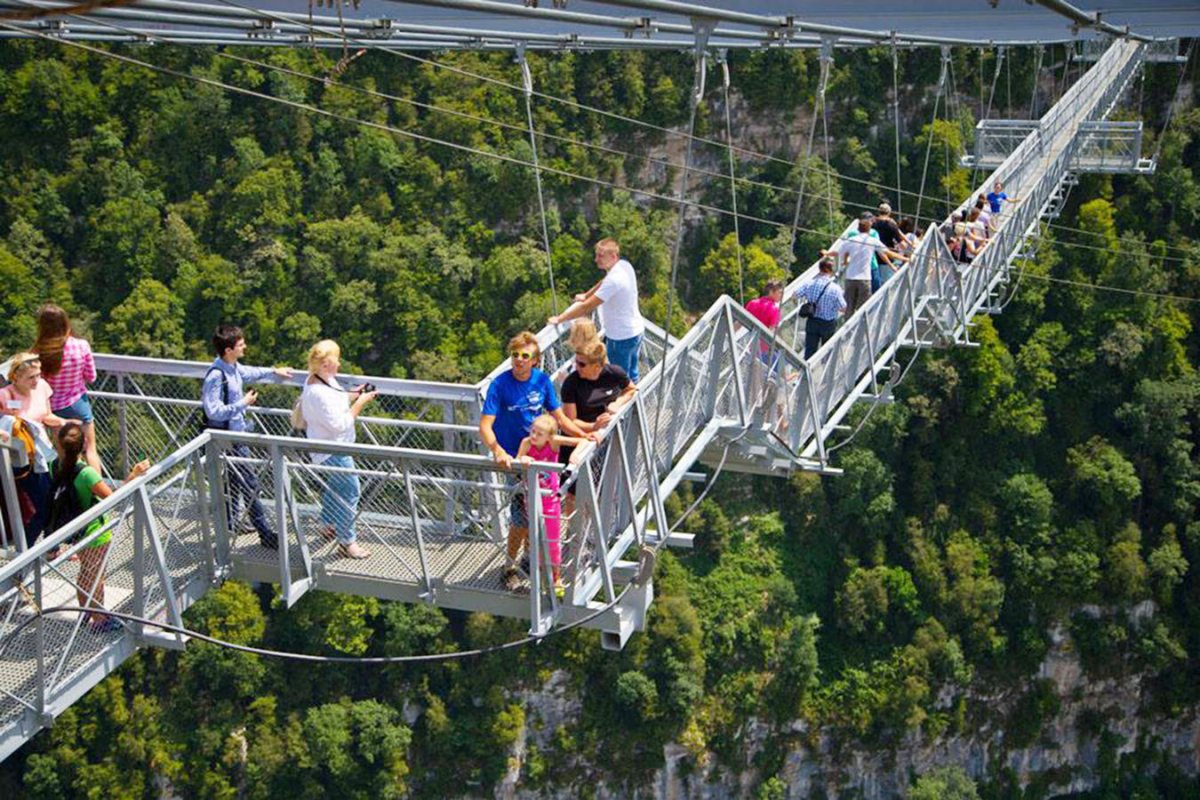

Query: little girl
<box><xmin>518</xmin><ymin>414</ymin><xmax>586</xmax><ymax>592</ymax></box>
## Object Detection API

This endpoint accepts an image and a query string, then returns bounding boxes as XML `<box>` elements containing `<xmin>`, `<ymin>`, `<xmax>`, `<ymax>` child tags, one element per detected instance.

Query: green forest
<box><xmin>1</xmin><ymin>36</ymin><xmax>1200</xmax><ymax>798</ymax></box>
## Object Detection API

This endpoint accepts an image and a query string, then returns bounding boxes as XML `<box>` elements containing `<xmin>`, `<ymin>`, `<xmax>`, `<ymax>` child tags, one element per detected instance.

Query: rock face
<box><xmin>504</xmin><ymin>628</ymin><xmax>1200</xmax><ymax>799</ymax></box>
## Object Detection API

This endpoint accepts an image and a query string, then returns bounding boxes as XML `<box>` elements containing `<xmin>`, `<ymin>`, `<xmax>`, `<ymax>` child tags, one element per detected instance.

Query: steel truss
<box><xmin>0</xmin><ymin>35</ymin><xmax>1153</xmax><ymax>762</ymax></box>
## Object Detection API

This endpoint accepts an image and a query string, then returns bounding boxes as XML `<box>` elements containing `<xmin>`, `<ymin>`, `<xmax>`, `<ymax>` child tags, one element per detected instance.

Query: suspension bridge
<box><xmin>0</xmin><ymin>0</ymin><xmax>1190</xmax><ymax>763</ymax></box>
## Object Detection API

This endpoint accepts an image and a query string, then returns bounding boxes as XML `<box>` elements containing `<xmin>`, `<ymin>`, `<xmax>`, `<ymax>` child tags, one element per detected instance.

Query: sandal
<box><xmin>338</xmin><ymin>542</ymin><xmax>371</xmax><ymax>559</ymax></box>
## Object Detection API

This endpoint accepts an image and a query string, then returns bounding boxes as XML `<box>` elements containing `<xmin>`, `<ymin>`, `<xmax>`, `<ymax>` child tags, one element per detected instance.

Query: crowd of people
<box><xmin>1</xmin><ymin>194</ymin><xmax>1016</xmax><ymax>599</ymax></box>
<box><xmin>747</xmin><ymin>184</ymin><xmax>1017</xmax><ymax>362</ymax></box>
<box><xmin>0</xmin><ymin>304</ymin><xmax>149</xmax><ymax>631</ymax></box>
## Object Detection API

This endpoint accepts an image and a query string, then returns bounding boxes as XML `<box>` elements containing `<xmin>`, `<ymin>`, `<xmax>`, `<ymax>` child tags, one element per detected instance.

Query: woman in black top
<box><xmin>559</xmin><ymin>340</ymin><xmax>637</xmax><ymax>509</ymax></box>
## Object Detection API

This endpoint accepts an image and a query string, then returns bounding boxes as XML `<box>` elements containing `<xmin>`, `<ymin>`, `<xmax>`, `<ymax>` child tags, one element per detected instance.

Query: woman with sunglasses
<box><xmin>558</xmin><ymin>340</ymin><xmax>636</xmax><ymax>517</ymax></box>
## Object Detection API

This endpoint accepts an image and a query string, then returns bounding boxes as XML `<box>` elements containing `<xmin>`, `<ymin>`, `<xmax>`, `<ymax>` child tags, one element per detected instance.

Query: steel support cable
<box><xmin>775</xmin><ymin>44</ymin><xmax>832</xmax><ymax>398</ymax></box>
<box><xmin>0</xmin><ymin>21</ymin><xmax>807</xmax><ymax>238</ymax></box>
<box><xmin>824</xmin><ymin>332</ymin><xmax>925</xmax><ymax>455</ymax></box>
<box><xmin>1151</xmin><ymin>37</ymin><xmax>1197</xmax><ymax>164</ymax></box>
<box><xmin>518</xmin><ymin>48</ymin><xmax>559</xmax><ymax>316</ymax></box>
<box><xmin>914</xmin><ymin>50</ymin><xmax>948</xmax><ymax>233</ymax></box>
<box><xmin>1010</xmin><ymin>269</ymin><xmax>1200</xmax><ymax>304</ymax></box>
<box><xmin>788</xmin><ymin>46</ymin><xmax>832</xmax><ymax>257</ymax></box>
<box><xmin>718</xmin><ymin>50</ymin><xmax>745</xmax><ymax>306</ymax></box>
<box><xmin>652</xmin><ymin>32</ymin><xmax>707</xmax><ymax>479</ymax></box>
<box><xmin>0</xmin><ymin>1</ymin><xmax>970</xmax><ymax>232</ymax></box>
<box><xmin>0</xmin><ymin>585</ymin><xmax>637</xmax><ymax>664</ymax></box>
<box><xmin>821</xmin><ymin>58</ymin><xmax>837</xmax><ymax>236</ymax></box>
<box><xmin>945</xmin><ymin>51</ymin><xmax>959</xmax><ymax>212</ymax></box>
<box><xmin>1028</xmin><ymin>45</ymin><xmax>1045</xmax><ymax>119</ymax></box>
<box><xmin>974</xmin><ymin>45</ymin><xmax>1006</xmax><ymax>185</ymax></box>
<box><xmin>892</xmin><ymin>38</ymin><xmax>903</xmax><ymax>217</ymax></box>
<box><xmin>11</xmin><ymin>24</ymin><xmax>1171</xmax><ymax>270</ymax></box>
<box><xmin>207</xmin><ymin>0</ymin><xmax>975</xmax><ymax>222</ymax></box>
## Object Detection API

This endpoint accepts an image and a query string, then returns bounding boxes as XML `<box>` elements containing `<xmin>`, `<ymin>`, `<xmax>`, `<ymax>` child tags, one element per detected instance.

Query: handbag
<box><xmin>798</xmin><ymin>279</ymin><xmax>832</xmax><ymax>319</ymax></box>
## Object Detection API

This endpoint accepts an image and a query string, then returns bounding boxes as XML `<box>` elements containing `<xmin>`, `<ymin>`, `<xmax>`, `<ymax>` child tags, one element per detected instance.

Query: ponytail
<box><xmin>55</xmin><ymin>425</ymin><xmax>84</xmax><ymax>482</ymax></box>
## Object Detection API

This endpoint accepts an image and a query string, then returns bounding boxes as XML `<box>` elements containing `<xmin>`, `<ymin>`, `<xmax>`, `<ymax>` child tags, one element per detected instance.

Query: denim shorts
<box><xmin>56</xmin><ymin>394</ymin><xmax>94</xmax><ymax>424</ymax></box>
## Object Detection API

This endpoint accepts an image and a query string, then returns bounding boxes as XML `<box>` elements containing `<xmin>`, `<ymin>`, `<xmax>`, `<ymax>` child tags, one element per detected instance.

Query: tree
<box><xmin>0</xmin><ymin>242</ymin><xmax>39</xmax><ymax>354</ymax></box>
<box><xmin>104</xmin><ymin>278</ymin><xmax>186</xmax><ymax>359</ymax></box>
<box><xmin>696</xmin><ymin>232</ymin><xmax>785</xmax><ymax>305</ymax></box>
<box><xmin>303</xmin><ymin>699</ymin><xmax>411</xmax><ymax>798</ymax></box>
<box><xmin>909</xmin><ymin>765</ymin><xmax>979</xmax><ymax>800</ymax></box>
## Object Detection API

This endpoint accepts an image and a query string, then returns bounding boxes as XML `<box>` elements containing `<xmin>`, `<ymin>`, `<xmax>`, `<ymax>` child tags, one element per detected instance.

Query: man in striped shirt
<box><xmin>795</xmin><ymin>257</ymin><xmax>847</xmax><ymax>359</ymax></box>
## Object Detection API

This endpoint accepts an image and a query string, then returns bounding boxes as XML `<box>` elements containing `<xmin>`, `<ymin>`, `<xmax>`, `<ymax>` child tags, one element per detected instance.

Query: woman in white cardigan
<box><xmin>299</xmin><ymin>340</ymin><xmax>376</xmax><ymax>559</ymax></box>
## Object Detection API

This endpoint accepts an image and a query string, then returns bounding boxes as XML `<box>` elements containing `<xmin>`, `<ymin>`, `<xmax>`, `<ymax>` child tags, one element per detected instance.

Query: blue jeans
<box><xmin>56</xmin><ymin>394</ymin><xmax>94</xmax><ymax>423</ymax></box>
<box><xmin>319</xmin><ymin>455</ymin><xmax>361</xmax><ymax>545</ymax></box>
<box><xmin>606</xmin><ymin>334</ymin><xmax>642</xmax><ymax>383</ymax></box>
<box><xmin>805</xmin><ymin>317</ymin><xmax>838</xmax><ymax>359</ymax></box>
<box><xmin>228</xmin><ymin>444</ymin><xmax>275</xmax><ymax>543</ymax></box>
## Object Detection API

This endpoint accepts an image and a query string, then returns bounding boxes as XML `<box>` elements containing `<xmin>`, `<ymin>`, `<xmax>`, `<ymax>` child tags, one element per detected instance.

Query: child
<box><xmin>517</xmin><ymin>414</ymin><xmax>586</xmax><ymax>593</ymax></box>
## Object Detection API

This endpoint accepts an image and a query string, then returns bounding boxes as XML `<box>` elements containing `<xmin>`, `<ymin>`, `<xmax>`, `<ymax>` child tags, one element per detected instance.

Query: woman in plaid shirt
<box><xmin>32</xmin><ymin>305</ymin><xmax>101</xmax><ymax>471</ymax></box>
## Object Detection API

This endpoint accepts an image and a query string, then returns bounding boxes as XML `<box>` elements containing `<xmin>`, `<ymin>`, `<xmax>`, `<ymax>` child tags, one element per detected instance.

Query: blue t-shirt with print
<box><xmin>482</xmin><ymin>369</ymin><xmax>561</xmax><ymax>457</ymax></box>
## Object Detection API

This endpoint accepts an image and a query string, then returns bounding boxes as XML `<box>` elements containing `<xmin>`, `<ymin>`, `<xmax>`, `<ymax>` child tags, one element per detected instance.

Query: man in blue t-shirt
<box><xmin>479</xmin><ymin>331</ymin><xmax>591</xmax><ymax>589</ymax></box>
<box><xmin>986</xmin><ymin>180</ymin><xmax>1017</xmax><ymax>215</ymax></box>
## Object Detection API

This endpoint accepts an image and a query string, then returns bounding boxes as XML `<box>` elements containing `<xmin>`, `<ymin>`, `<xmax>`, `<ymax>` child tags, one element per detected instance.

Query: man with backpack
<box><xmin>202</xmin><ymin>325</ymin><xmax>293</xmax><ymax>550</ymax></box>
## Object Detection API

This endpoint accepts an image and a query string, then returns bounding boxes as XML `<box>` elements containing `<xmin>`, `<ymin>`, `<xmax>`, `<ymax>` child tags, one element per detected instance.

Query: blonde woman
<box><xmin>567</xmin><ymin>318</ymin><xmax>600</xmax><ymax>352</ymax></box>
<box><xmin>298</xmin><ymin>340</ymin><xmax>376</xmax><ymax>559</ymax></box>
<box><xmin>0</xmin><ymin>352</ymin><xmax>64</xmax><ymax>544</ymax></box>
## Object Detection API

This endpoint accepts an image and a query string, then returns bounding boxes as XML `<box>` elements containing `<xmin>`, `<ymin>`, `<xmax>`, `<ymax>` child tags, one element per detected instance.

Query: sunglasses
<box><xmin>510</xmin><ymin>350</ymin><xmax>536</xmax><ymax>360</ymax></box>
<box><xmin>574</xmin><ymin>358</ymin><xmax>592</xmax><ymax>368</ymax></box>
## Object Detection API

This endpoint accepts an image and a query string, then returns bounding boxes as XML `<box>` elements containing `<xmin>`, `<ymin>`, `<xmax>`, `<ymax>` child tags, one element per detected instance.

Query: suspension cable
<box><xmin>789</xmin><ymin>39</ymin><xmax>835</xmax><ymax>255</ymax></box>
<box><xmin>718</xmin><ymin>49</ymin><xmax>746</xmax><ymax>305</ymax></box>
<box><xmin>517</xmin><ymin>46</ymin><xmax>559</xmax><ymax>316</ymax></box>
<box><xmin>892</xmin><ymin>37</ymin><xmax>903</xmax><ymax>217</ymax></box>
<box><xmin>653</xmin><ymin>26</ymin><xmax>709</xmax><ymax>463</ymax></box>
<box><xmin>1151</xmin><ymin>37</ymin><xmax>1197</xmax><ymax>165</ymax></box>
<box><xmin>1028</xmin><ymin>45</ymin><xmax>1045</xmax><ymax>119</ymax></box>
<box><xmin>914</xmin><ymin>48</ymin><xmax>950</xmax><ymax>230</ymax></box>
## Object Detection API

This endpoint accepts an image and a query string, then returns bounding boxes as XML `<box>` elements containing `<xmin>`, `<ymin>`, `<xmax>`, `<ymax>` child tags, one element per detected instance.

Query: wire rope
<box><xmin>1151</xmin><ymin>37</ymin><xmax>1197</xmax><ymax>165</ymax></box>
<box><xmin>787</xmin><ymin>52</ymin><xmax>830</xmax><ymax>256</ymax></box>
<box><xmin>653</xmin><ymin>41</ymin><xmax>706</xmax><ymax>475</ymax></box>
<box><xmin>718</xmin><ymin>51</ymin><xmax>746</xmax><ymax>305</ymax></box>
<box><xmin>0</xmin><ymin>583</ymin><xmax>636</xmax><ymax>664</ymax></box>
<box><xmin>914</xmin><ymin>51</ymin><xmax>947</xmax><ymax>231</ymax></box>
<box><xmin>518</xmin><ymin>51</ymin><xmax>560</xmax><ymax>316</ymax></box>
<box><xmin>1028</xmin><ymin>45</ymin><xmax>1045</xmax><ymax>119</ymax></box>
<box><xmin>1009</xmin><ymin>270</ymin><xmax>1200</xmax><ymax>303</ymax></box>
<box><xmin>892</xmin><ymin>39</ymin><xmax>903</xmax><ymax>217</ymax></box>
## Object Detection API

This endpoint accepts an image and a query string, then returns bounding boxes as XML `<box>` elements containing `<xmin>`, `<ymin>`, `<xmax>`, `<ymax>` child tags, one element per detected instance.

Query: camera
<box><xmin>361</xmin><ymin>383</ymin><xmax>377</xmax><ymax>394</ymax></box>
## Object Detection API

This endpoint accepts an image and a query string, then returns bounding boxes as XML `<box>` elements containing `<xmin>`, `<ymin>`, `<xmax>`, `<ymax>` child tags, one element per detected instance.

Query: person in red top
<box><xmin>32</xmin><ymin>305</ymin><xmax>100</xmax><ymax>471</ymax></box>
<box><xmin>745</xmin><ymin>279</ymin><xmax>785</xmax><ymax>359</ymax></box>
<box><xmin>746</xmin><ymin>279</ymin><xmax>784</xmax><ymax>330</ymax></box>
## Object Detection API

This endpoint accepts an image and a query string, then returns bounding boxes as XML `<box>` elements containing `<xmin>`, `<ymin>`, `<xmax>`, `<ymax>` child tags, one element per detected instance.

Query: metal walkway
<box><xmin>0</xmin><ymin>37</ymin><xmax>1156</xmax><ymax>761</ymax></box>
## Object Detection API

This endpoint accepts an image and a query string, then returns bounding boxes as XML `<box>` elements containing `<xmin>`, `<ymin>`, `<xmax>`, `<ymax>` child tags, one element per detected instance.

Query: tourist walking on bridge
<box><xmin>795</xmin><ymin>258</ymin><xmax>847</xmax><ymax>359</ymax></box>
<box><xmin>828</xmin><ymin>218</ymin><xmax>900</xmax><ymax>318</ymax></box>
<box><xmin>548</xmin><ymin>238</ymin><xmax>646</xmax><ymax>382</ymax></box>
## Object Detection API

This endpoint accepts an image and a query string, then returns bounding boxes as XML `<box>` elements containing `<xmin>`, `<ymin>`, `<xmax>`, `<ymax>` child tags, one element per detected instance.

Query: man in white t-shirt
<box><xmin>549</xmin><ymin>238</ymin><xmax>646</xmax><ymax>381</ymax></box>
<box><xmin>828</xmin><ymin>218</ymin><xmax>899</xmax><ymax>318</ymax></box>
